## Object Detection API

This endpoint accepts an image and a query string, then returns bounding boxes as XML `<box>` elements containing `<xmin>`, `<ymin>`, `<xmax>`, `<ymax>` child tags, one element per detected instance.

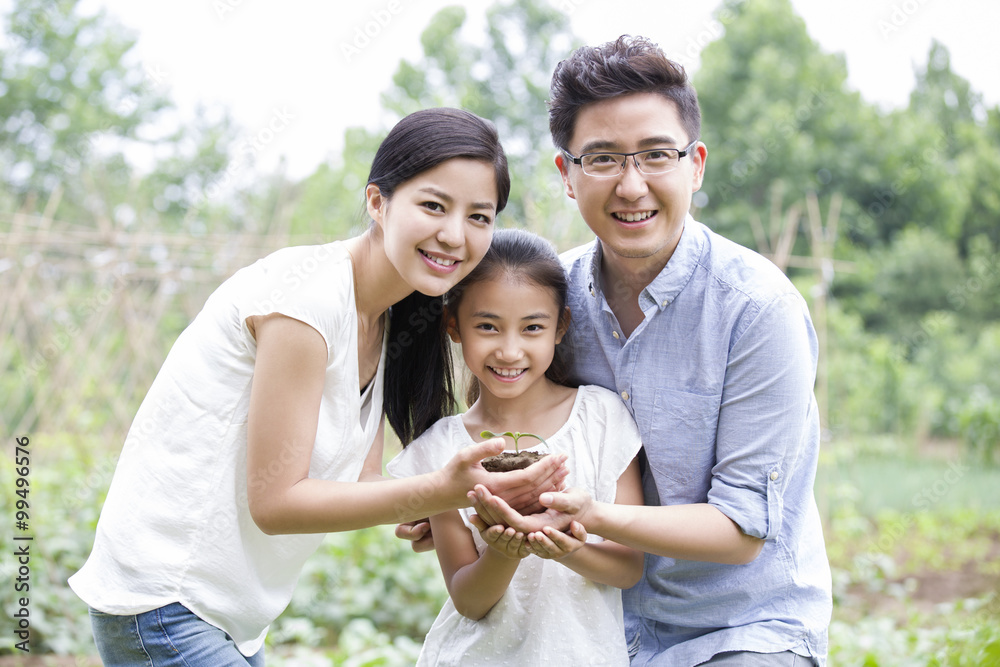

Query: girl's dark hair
<box><xmin>376</xmin><ymin>108</ymin><xmax>511</xmax><ymax>446</ymax></box>
<box><xmin>548</xmin><ymin>34</ymin><xmax>701</xmax><ymax>151</ymax></box>
<box><xmin>446</xmin><ymin>228</ymin><xmax>575</xmax><ymax>407</ymax></box>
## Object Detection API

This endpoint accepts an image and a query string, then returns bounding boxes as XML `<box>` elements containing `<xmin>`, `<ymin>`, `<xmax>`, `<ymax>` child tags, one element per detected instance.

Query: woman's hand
<box><xmin>482</xmin><ymin>453</ymin><xmax>569</xmax><ymax>515</ymax></box>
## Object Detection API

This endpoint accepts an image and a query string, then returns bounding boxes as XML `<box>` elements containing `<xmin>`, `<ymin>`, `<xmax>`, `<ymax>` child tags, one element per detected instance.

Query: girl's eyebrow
<box><xmin>470</xmin><ymin>310</ymin><xmax>551</xmax><ymax>320</ymax></box>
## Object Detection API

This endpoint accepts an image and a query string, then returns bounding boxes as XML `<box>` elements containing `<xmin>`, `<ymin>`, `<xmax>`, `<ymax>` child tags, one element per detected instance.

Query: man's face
<box><xmin>556</xmin><ymin>92</ymin><xmax>706</xmax><ymax>271</ymax></box>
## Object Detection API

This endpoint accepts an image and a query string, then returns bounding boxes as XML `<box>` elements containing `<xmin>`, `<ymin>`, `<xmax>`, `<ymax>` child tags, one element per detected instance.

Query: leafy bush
<box><xmin>0</xmin><ymin>434</ymin><xmax>445</xmax><ymax>660</ymax></box>
<box><xmin>956</xmin><ymin>387</ymin><xmax>1000</xmax><ymax>466</ymax></box>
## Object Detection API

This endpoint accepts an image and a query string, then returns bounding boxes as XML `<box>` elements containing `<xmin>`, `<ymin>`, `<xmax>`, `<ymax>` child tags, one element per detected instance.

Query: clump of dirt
<box><xmin>482</xmin><ymin>451</ymin><xmax>547</xmax><ymax>473</ymax></box>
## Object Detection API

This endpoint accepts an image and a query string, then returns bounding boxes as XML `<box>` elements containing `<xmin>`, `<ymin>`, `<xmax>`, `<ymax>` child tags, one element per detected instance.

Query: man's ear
<box><xmin>365</xmin><ymin>183</ymin><xmax>386</xmax><ymax>225</ymax></box>
<box><xmin>690</xmin><ymin>142</ymin><xmax>707</xmax><ymax>193</ymax></box>
<box><xmin>554</xmin><ymin>153</ymin><xmax>576</xmax><ymax>200</ymax></box>
<box><xmin>555</xmin><ymin>306</ymin><xmax>572</xmax><ymax>344</ymax></box>
<box><xmin>445</xmin><ymin>309</ymin><xmax>461</xmax><ymax>344</ymax></box>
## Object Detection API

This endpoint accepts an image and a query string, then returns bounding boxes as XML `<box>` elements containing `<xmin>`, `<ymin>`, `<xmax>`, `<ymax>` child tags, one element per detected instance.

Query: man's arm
<box><xmin>472</xmin><ymin>486</ymin><xmax>763</xmax><ymax>565</ymax></box>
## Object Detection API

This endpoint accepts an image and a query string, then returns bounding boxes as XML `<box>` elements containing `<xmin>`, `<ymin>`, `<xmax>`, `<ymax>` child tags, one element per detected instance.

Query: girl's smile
<box><xmin>448</xmin><ymin>275</ymin><xmax>568</xmax><ymax>406</ymax></box>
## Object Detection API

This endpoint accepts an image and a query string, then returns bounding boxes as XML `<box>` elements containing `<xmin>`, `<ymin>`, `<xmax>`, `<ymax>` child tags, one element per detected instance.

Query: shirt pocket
<box><xmin>644</xmin><ymin>389</ymin><xmax>721</xmax><ymax>504</ymax></box>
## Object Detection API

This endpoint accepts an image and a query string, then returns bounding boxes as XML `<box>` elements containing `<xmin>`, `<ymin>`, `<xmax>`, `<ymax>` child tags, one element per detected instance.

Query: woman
<box><xmin>69</xmin><ymin>108</ymin><xmax>567</xmax><ymax>666</ymax></box>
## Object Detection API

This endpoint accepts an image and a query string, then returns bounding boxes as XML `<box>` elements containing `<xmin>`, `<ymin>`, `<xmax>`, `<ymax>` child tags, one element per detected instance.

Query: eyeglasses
<box><xmin>563</xmin><ymin>139</ymin><xmax>699</xmax><ymax>177</ymax></box>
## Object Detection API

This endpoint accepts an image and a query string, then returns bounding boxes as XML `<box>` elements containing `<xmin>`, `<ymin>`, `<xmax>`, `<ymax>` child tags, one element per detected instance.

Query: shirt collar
<box><xmin>586</xmin><ymin>215</ymin><xmax>706</xmax><ymax>311</ymax></box>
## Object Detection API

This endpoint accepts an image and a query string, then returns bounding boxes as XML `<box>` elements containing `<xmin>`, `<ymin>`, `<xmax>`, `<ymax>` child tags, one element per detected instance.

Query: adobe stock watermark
<box><xmin>877</xmin><ymin>0</ymin><xmax>932</xmax><ymax>39</ymax></box>
<box><xmin>886</xmin><ymin>244</ymin><xmax>999</xmax><ymax>369</ymax></box>
<box><xmin>676</xmin><ymin>0</ymin><xmax>751</xmax><ymax>70</ymax></box>
<box><xmin>183</xmin><ymin>106</ymin><xmax>295</xmax><ymax>224</ymax></box>
<box><xmin>858</xmin><ymin>458</ymin><xmax>968</xmax><ymax>566</ymax></box>
<box><xmin>341</xmin><ymin>1</ymin><xmax>404</xmax><ymax>63</ymax></box>
<box><xmin>715</xmin><ymin>87</ymin><xmax>833</xmax><ymax>203</ymax></box>
<box><xmin>18</xmin><ymin>268</ymin><xmax>130</xmax><ymax>382</ymax></box>
<box><xmin>555</xmin><ymin>0</ymin><xmax>588</xmax><ymax>14</ymax></box>
<box><xmin>849</xmin><ymin>129</ymin><xmax>947</xmax><ymax>238</ymax></box>
<box><xmin>213</xmin><ymin>0</ymin><xmax>248</xmax><ymax>20</ymax></box>
<box><xmin>62</xmin><ymin>62</ymin><xmax>169</xmax><ymax>171</ymax></box>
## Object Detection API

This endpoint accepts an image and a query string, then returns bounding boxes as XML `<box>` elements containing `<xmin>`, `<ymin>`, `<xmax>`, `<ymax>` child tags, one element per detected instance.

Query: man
<box><xmin>469</xmin><ymin>35</ymin><xmax>831</xmax><ymax>665</ymax></box>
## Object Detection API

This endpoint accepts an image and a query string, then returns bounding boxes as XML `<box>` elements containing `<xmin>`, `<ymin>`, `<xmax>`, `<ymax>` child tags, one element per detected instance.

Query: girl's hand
<box><xmin>527</xmin><ymin>521</ymin><xmax>588</xmax><ymax>559</ymax></box>
<box><xmin>478</xmin><ymin>523</ymin><xmax>530</xmax><ymax>560</ymax></box>
<box><xmin>468</xmin><ymin>484</ymin><xmax>574</xmax><ymax>534</ymax></box>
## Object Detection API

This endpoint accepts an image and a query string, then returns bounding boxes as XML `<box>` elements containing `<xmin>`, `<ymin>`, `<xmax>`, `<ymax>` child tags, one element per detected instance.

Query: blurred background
<box><xmin>2</xmin><ymin>0</ymin><xmax>998</xmax><ymax>664</ymax></box>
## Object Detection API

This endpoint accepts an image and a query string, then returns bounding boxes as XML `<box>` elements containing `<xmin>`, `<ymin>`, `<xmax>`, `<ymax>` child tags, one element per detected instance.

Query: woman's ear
<box><xmin>555</xmin><ymin>306</ymin><xmax>571</xmax><ymax>344</ymax></box>
<box><xmin>365</xmin><ymin>183</ymin><xmax>386</xmax><ymax>225</ymax></box>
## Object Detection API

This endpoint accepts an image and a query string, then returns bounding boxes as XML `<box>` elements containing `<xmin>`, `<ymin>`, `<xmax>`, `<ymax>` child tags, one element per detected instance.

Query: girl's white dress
<box><xmin>387</xmin><ymin>384</ymin><xmax>642</xmax><ymax>666</ymax></box>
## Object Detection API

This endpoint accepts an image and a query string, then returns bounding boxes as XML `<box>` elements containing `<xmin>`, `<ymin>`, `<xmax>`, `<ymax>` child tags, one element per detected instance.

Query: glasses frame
<box><xmin>563</xmin><ymin>138</ymin><xmax>700</xmax><ymax>177</ymax></box>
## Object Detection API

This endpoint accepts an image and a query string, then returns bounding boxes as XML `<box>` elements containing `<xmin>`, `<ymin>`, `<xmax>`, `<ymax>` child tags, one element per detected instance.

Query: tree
<box><xmin>694</xmin><ymin>0</ymin><xmax>869</xmax><ymax>250</ymax></box>
<box><xmin>376</xmin><ymin>0</ymin><xmax>584</xmax><ymax>245</ymax></box>
<box><xmin>0</xmin><ymin>0</ymin><xmax>238</xmax><ymax>228</ymax></box>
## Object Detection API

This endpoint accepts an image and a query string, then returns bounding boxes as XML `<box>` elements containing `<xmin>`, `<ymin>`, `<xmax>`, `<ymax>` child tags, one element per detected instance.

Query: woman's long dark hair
<box><xmin>446</xmin><ymin>228</ymin><xmax>575</xmax><ymax>407</ymax></box>
<box><xmin>374</xmin><ymin>108</ymin><xmax>510</xmax><ymax>445</ymax></box>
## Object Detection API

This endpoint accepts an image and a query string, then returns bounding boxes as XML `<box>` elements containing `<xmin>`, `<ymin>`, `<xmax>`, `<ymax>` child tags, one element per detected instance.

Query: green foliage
<box><xmin>0</xmin><ymin>435</ymin><xmax>113</xmax><ymax>655</ymax></box>
<box><xmin>378</xmin><ymin>0</ymin><xmax>584</xmax><ymax>243</ymax></box>
<box><xmin>956</xmin><ymin>387</ymin><xmax>1000</xmax><ymax>466</ymax></box>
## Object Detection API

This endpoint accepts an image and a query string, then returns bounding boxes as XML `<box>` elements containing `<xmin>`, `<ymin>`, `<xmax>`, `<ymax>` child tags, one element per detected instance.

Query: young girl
<box><xmin>68</xmin><ymin>109</ymin><xmax>567</xmax><ymax>666</ymax></box>
<box><xmin>388</xmin><ymin>228</ymin><xmax>644</xmax><ymax>665</ymax></box>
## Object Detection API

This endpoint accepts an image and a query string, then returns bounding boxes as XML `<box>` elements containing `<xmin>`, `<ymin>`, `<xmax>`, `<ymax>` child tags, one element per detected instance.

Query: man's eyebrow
<box><xmin>418</xmin><ymin>187</ymin><xmax>496</xmax><ymax>211</ymax></box>
<box><xmin>578</xmin><ymin>135</ymin><xmax>681</xmax><ymax>153</ymax></box>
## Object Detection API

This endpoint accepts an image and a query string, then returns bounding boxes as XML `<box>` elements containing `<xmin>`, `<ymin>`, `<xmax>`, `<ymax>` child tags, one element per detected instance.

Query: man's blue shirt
<box><xmin>561</xmin><ymin>218</ymin><xmax>832</xmax><ymax>666</ymax></box>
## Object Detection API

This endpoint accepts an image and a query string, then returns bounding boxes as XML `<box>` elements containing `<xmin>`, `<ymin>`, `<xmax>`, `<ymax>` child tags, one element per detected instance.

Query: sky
<box><xmin>7</xmin><ymin>0</ymin><xmax>1000</xmax><ymax>179</ymax></box>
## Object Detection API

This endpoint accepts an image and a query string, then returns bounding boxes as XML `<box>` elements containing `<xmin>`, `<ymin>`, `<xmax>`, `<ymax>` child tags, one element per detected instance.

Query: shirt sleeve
<box><xmin>708</xmin><ymin>292</ymin><xmax>819</xmax><ymax>541</ymax></box>
<box><xmin>589</xmin><ymin>387</ymin><xmax>644</xmax><ymax>504</ymax></box>
<box><xmin>235</xmin><ymin>245</ymin><xmax>348</xmax><ymax>357</ymax></box>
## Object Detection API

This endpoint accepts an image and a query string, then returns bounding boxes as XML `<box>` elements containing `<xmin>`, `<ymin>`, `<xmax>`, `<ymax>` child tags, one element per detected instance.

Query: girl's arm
<box><xmin>245</xmin><ymin>314</ymin><xmax>567</xmax><ymax>535</ymax></box>
<box><xmin>431</xmin><ymin>509</ymin><xmax>526</xmax><ymax>620</ymax></box>
<box><xmin>525</xmin><ymin>456</ymin><xmax>644</xmax><ymax>589</ymax></box>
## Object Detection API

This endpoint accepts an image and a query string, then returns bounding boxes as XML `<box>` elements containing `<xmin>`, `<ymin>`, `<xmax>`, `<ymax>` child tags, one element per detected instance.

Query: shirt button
<box><xmin>612</xmin><ymin>331</ymin><xmax>620</xmax><ymax>339</ymax></box>
<box><xmin>621</xmin><ymin>391</ymin><xmax>629</xmax><ymax>401</ymax></box>
<box><xmin>662</xmin><ymin>300</ymin><xmax>669</xmax><ymax>307</ymax></box>
<box><xmin>770</xmin><ymin>471</ymin><xmax>779</xmax><ymax>481</ymax></box>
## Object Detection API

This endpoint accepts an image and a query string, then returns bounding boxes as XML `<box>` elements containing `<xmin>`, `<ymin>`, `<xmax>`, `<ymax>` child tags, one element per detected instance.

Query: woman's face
<box><xmin>367</xmin><ymin>158</ymin><xmax>498</xmax><ymax>297</ymax></box>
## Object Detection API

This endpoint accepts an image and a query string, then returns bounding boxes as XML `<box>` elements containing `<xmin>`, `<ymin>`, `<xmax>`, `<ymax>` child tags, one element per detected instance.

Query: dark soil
<box><xmin>482</xmin><ymin>451</ymin><xmax>547</xmax><ymax>472</ymax></box>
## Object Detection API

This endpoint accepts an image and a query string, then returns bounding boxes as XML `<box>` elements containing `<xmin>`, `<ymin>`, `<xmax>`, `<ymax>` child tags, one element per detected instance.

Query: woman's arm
<box><xmin>245</xmin><ymin>314</ymin><xmax>567</xmax><ymax>535</ymax></box>
<box><xmin>526</xmin><ymin>456</ymin><xmax>644</xmax><ymax>589</ymax></box>
<box><xmin>431</xmin><ymin>510</ymin><xmax>526</xmax><ymax>620</ymax></box>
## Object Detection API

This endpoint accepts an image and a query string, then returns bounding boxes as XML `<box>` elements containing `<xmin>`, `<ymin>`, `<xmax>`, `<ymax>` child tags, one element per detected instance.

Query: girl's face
<box><xmin>367</xmin><ymin>158</ymin><xmax>498</xmax><ymax>297</ymax></box>
<box><xmin>447</xmin><ymin>275</ymin><xmax>568</xmax><ymax>403</ymax></box>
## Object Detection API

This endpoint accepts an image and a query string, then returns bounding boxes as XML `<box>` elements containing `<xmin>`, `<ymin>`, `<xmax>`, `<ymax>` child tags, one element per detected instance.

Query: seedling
<box><xmin>480</xmin><ymin>430</ymin><xmax>547</xmax><ymax>454</ymax></box>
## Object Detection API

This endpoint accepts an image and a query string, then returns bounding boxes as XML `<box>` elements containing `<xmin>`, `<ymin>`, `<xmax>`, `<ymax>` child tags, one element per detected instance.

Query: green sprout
<box><xmin>480</xmin><ymin>430</ymin><xmax>547</xmax><ymax>454</ymax></box>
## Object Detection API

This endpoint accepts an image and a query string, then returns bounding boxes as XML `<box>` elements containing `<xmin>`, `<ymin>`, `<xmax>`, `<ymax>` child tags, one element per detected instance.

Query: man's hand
<box><xmin>395</xmin><ymin>520</ymin><xmax>434</xmax><ymax>553</ymax></box>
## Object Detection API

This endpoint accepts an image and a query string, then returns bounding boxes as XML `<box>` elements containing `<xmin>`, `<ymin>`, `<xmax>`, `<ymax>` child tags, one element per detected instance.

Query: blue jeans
<box><xmin>89</xmin><ymin>603</ymin><xmax>264</xmax><ymax>666</ymax></box>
